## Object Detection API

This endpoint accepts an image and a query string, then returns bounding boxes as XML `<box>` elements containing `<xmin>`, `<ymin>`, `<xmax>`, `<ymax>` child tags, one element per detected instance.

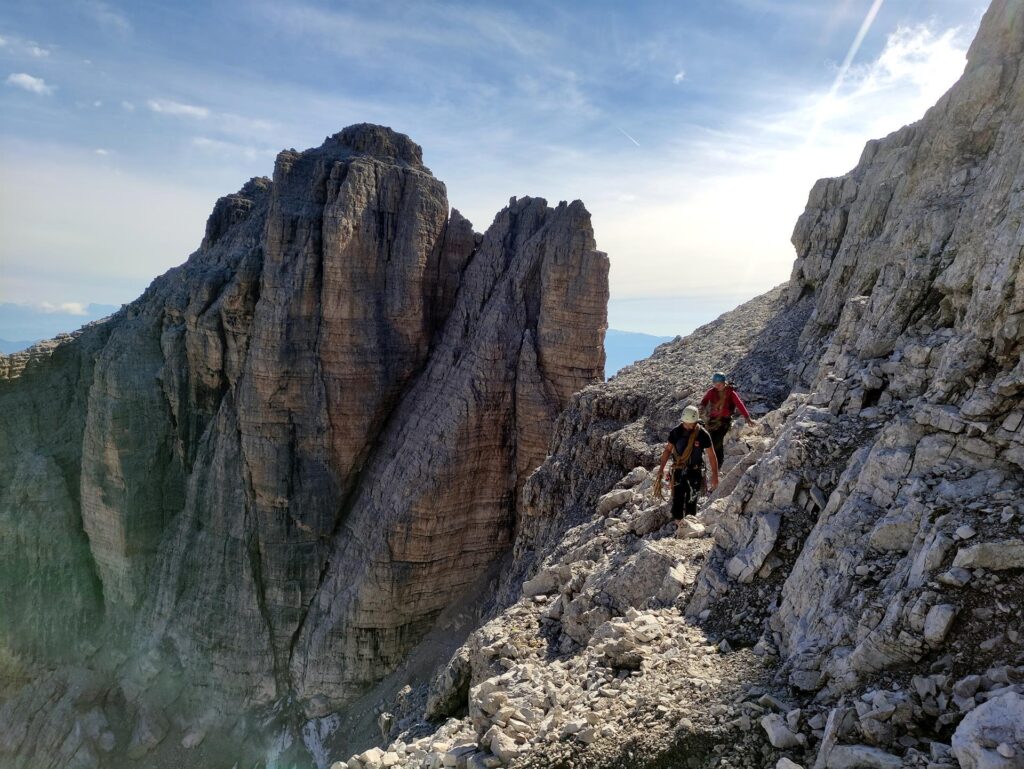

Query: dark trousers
<box><xmin>708</xmin><ymin>418</ymin><xmax>731</xmax><ymax>468</ymax></box>
<box><xmin>671</xmin><ymin>466</ymin><xmax>703</xmax><ymax>519</ymax></box>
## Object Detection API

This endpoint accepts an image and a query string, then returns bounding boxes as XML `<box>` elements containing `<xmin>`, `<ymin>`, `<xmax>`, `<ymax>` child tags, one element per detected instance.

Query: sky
<box><xmin>0</xmin><ymin>0</ymin><xmax>989</xmax><ymax>337</ymax></box>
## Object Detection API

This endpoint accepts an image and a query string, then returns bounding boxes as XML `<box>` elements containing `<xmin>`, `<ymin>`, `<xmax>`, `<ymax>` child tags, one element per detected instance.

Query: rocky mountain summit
<box><xmin>329</xmin><ymin>3</ymin><xmax>1024</xmax><ymax>769</ymax></box>
<box><xmin>0</xmin><ymin>124</ymin><xmax>608</xmax><ymax>768</ymax></box>
<box><xmin>5</xmin><ymin>0</ymin><xmax>1024</xmax><ymax>766</ymax></box>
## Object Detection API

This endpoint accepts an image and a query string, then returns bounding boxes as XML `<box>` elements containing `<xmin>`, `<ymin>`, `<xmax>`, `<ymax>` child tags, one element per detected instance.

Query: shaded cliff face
<box><xmin>0</xmin><ymin>123</ymin><xmax>607</xmax><ymax>766</ymax></box>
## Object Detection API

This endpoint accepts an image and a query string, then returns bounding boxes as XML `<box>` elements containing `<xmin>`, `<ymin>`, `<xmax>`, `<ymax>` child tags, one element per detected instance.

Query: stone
<box><xmin>488</xmin><ymin>730</ymin><xmax>521</xmax><ymax>763</ymax></box>
<box><xmin>953</xmin><ymin>540</ymin><xmax>1024</xmax><ymax>571</ymax></box>
<box><xmin>618</xmin><ymin>467</ymin><xmax>650</xmax><ymax>487</ymax></box>
<box><xmin>923</xmin><ymin>604</ymin><xmax>958</xmax><ymax>647</ymax></box>
<box><xmin>358</xmin><ymin>747</ymin><xmax>386</xmax><ymax>768</ymax></box>
<box><xmin>675</xmin><ymin>518</ymin><xmax>706</xmax><ymax>538</ymax></box>
<box><xmin>597</xmin><ymin>488</ymin><xmax>633</xmax><ymax>515</ymax></box>
<box><xmin>125</xmin><ymin>707</ymin><xmax>168</xmax><ymax>759</ymax></box>
<box><xmin>952</xmin><ymin>691</ymin><xmax>1024</xmax><ymax>769</ymax></box>
<box><xmin>761</xmin><ymin>713</ymin><xmax>803</xmax><ymax>748</ymax></box>
<box><xmin>778</xmin><ymin>760</ymin><xmax>805</xmax><ymax>769</ymax></box>
<box><xmin>937</xmin><ymin>568</ymin><xmax>972</xmax><ymax>587</ymax></box>
<box><xmin>955</xmin><ymin>525</ymin><xmax>978</xmax><ymax>540</ymax></box>
<box><xmin>725</xmin><ymin>512</ymin><xmax>782</xmax><ymax>583</ymax></box>
<box><xmin>426</xmin><ymin>648</ymin><xmax>472</xmax><ymax>721</ymax></box>
<box><xmin>868</xmin><ymin>510</ymin><xmax>919</xmax><ymax>552</ymax></box>
<box><xmin>826</xmin><ymin>745</ymin><xmax>902</xmax><ymax>769</ymax></box>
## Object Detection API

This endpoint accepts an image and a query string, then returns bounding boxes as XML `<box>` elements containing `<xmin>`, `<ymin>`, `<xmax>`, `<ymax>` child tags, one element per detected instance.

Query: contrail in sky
<box><xmin>617</xmin><ymin>126</ymin><xmax>641</xmax><ymax>147</ymax></box>
<box><xmin>806</xmin><ymin>0</ymin><xmax>885</xmax><ymax>146</ymax></box>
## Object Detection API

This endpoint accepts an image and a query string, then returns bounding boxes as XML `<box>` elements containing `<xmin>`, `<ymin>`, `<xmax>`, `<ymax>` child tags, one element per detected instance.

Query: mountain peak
<box><xmin>327</xmin><ymin>122</ymin><xmax>425</xmax><ymax>168</ymax></box>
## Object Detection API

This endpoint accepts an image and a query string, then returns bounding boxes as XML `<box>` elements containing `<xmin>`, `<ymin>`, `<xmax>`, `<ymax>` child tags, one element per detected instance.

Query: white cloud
<box><xmin>78</xmin><ymin>0</ymin><xmax>132</xmax><ymax>36</ymax></box>
<box><xmin>38</xmin><ymin>302</ymin><xmax>88</xmax><ymax>315</ymax></box>
<box><xmin>191</xmin><ymin>136</ymin><xmax>264</xmax><ymax>160</ymax></box>
<box><xmin>602</xmin><ymin>22</ymin><xmax>971</xmax><ymax>303</ymax></box>
<box><xmin>845</xmin><ymin>25</ymin><xmax>967</xmax><ymax>107</ymax></box>
<box><xmin>120</xmin><ymin>100</ymin><xmax>135</xmax><ymax>111</ymax></box>
<box><xmin>5</xmin><ymin>73</ymin><xmax>54</xmax><ymax>95</ymax></box>
<box><xmin>94</xmin><ymin>148</ymin><xmax>110</xmax><ymax>155</ymax></box>
<box><xmin>27</xmin><ymin>44</ymin><xmax>50</xmax><ymax>58</ymax></box>
<box><xmin>673</xmin><ymin>70</ymin><xmax>686</xmax><ymax>84</ymax></box>
<box><xmin>147</xmin><ymin>98</ymin><xmax>209</xmax><ymax>118</ymax></box>
<box><xmin>93</xmin><ymin>100</ymin><xmax>102</xmax><ymax>107</ymax></box>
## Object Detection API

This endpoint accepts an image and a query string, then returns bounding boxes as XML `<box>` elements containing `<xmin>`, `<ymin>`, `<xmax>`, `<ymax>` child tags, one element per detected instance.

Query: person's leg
<box><xmin>684</xmin><ymin>467</ymin><xmax>703</xmax><ymax>515</ymax></box>
<box><xmin>670</xmin><ymin>469</ymin><xmax>686</xmax><ymax>520</ymax></box>
<box><xmin>710</xmin><ymin>424</ymin><xmax>727</xmax><ymax>468</ymax></box>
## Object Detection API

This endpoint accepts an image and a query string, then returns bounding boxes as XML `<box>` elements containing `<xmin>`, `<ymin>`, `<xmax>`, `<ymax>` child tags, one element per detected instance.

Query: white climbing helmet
<box><xmin>681</xmin><ymin>405</ymin><xmax>700</xmax><ymax>424</ymax></box>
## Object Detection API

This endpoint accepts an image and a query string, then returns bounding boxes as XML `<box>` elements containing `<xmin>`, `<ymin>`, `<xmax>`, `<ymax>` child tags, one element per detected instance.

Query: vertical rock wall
<box><xmin>0</xmin><ymin>124</ymin><xmax>607</xmax><ymax>766</ymax></box>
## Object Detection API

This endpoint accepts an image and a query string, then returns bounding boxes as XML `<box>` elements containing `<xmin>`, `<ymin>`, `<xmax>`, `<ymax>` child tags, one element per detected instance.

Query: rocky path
<box><xmin>332</xmin><ymin>428</ymin><xmax>798</xmax><ymax>769</ymax></box>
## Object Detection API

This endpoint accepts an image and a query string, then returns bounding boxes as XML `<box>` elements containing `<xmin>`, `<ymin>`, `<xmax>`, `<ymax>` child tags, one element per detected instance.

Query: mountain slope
<box><xmin>339</xmin><ymin>3</ymin><xmax>1024</xmax><ymax>768</ymax></box>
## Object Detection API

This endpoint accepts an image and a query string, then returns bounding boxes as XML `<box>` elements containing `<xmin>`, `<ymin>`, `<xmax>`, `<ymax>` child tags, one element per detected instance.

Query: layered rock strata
<box><xmin>341</xmin><ymin>3</ymin><xmax>1024</xmax><ymax>768</ymax></box>
<box><xmin>0</xmin><ymin>124</ymin><xmax>607</xmax><ymax>768</ymax></box>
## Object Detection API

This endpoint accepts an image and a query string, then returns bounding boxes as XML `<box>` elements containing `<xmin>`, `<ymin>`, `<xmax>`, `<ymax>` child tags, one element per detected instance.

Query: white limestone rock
<box><xmin>952</xmin><ymin>691</ymin><xmax>1024</xmax><ymax>769</ymax></box>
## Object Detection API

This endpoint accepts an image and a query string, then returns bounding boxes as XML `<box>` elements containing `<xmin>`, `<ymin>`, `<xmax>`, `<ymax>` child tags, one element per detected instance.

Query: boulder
<box><xmin>761</xmin><ymin>713</ymin><xmax>803</xmax><ymax>748</ymax></box>
<box><xmin>923</xmin><ymin>604</ymin><xmax>958</xmax><ymax>647</ymax></box>
<box><xmin>952</xmin><ymin>691</ymin><xmax>1024</xmax><ymax>769</ymax></box>
<box><xmin>953</xmin><ymin>540</ymin><xmax>1024</xmax><ymax>571</ymax></box>
<box><xmin>597</xmin><ymin>488</ymin><xmax>633</xmax><ymax>515</ymax></box>
<box><xmin>826</xmin><ymin>745</ymin><xmax>901</xmax><ymax>769</ymax></box>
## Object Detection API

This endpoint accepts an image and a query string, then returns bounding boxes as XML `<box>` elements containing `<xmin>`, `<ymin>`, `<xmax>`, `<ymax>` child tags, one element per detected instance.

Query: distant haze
<box><xmin>0</xmin><ymin>302</ymin><xmax>118</xmax><ymax>350</ymax></box>
<box><xmin>605</xmin><ymin>329</ymin><xmax>674</xmax><ymax>379</ymax></box>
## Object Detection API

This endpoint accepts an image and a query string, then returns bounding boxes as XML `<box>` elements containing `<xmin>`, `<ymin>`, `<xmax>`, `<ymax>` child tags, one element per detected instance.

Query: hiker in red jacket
<box><xmin>699</xmin><ymin>372</ymin><xmax>756</xmax><ymax>468</ymax></box>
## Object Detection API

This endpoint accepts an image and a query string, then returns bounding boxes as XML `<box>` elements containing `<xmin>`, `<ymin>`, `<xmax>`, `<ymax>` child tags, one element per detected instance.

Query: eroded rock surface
<box><xmin>0</xmin><ymin>124</ymin><xmax>607</xmax><ymax>768</ymax></box>
<box><xmin>337</xmin><ymin>3</ymin><xmax>1024</xmax><ymax>768</ymax></box>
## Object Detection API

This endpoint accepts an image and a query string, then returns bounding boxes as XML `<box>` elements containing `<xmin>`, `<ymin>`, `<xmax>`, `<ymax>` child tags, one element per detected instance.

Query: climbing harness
<box><xmin>653</xmin><ymin>425</ymin><xmax>700</xmax><ymax>501</ymax></box>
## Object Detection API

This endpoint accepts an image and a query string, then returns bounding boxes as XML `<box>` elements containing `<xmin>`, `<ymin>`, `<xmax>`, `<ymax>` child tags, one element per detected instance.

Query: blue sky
<box><xmin>0</xmin><ymin>0</ymin><xmax>988</xmax><ymax>336</ymax></box>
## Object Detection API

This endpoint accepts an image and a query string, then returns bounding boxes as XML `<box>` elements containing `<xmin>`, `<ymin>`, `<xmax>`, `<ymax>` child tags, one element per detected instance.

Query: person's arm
<box><xmin>705</xmin><ymin>446</ymin><xmax>719</xmax><ymax>490</ymax></box>
<box><xmin>657</xmin><ymin>443</ymin><xmax>673</xmax><ymax>477</ymax></box>
<box><xmin>731</xmin><ymin>390</ymin><xmax>755</xmax><ymax>423</ymax></box>
<box><xmin>699</xmin><ymin>389</ymin><xmax>713</xmax><ymax>418</ymax></box>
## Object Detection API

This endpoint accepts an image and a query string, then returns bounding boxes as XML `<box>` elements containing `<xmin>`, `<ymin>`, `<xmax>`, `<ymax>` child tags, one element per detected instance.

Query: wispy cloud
<box><xmin>77</xmin><ymin>0</ymin><xmax>132</xmax><ymax>36</ymax></box>
<box><xmin>5</xmin><ymin>73</ymin><xmax>55</xmax><ymax>95</ymax></box>
<box><xmin>781</xmin><ymin>23</ymin><xmax>969</xmax><ymax>150</ymax></box>
<box><xmin>27</xmin><ymin>44</ymin><xmax>51</xmax><ymax>58</ymax></box>
<box><xmin>0</xmin><ymin>36</ymin><xmax>7</xmax><ymax>47</ymax></box>
<box><xmin>94</xmin><ymin>148</ymin><xmax>110</xmax><ymax>155</ymax></box>
<box><xmin>616</xmin><ymin>127</ymin><xmax>641</xmax><ymax>147</ymax></box>
<box><xmin>120</xmin><ymin>100</ymin><xmax>135</xmax><ymax>111</ymax></box>
<box><xmin>806</xmin><ymin>0</ymin><xmax>885</xmax><ymax>145</ymax></box>
<box><xmin>147</xmin><ymin>98</ymin><xmax>209</xmax><ymax>118</ymax></box>
<box><xmin>38</xmin><ymin>301</ymin><xmax>88</xmax><ymax>315</ymax></box>
<box><xmin>673</xmin><ymin>70</ymin><xmax>686</xmax><ymax>84</ymax></box>
<box><xmin>191</xmin><ymin>136</ymin><xmax>267</xmax><ymax>161</ymax></box>
<box><xmin>258</xmin><ymin>2</ymin><xmax>594</xmax><ymax>120</ymax></box>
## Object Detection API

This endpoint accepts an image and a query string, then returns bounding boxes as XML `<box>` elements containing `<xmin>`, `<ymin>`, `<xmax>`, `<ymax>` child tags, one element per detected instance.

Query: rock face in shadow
<box><xmin>331</xmin><ymin>3</ymin><xmax>1024</xmax><ymax>768</ymax></box>
<box><xmin>0</xmin><ymin>124</ymin><xmax>607</xmax><ymax>766</ymax></box>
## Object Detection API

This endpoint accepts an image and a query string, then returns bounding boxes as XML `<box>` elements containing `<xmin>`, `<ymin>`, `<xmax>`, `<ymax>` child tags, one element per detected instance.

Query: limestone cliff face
<box><xmin>345</xmin><ymin>4</ymin><xmax>1024</xmax><ymax>768</ymax></box>
<box><xmin>0</xmin><ymin>124</ymin><xmax>607</xmax><ymax>767</ymax></box>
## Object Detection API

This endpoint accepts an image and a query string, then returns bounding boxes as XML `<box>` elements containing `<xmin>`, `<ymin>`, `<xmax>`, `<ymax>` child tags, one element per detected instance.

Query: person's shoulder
<box><xmin>701</xmin><ymin>388</ymin><xmax>715</xmax><ymax>399</ymax></box>
<box><xmin>698</xmin><ymin>424</ymin><xmax>713</xmax><ymax>441</ymax></box>
<box><xmin>668</xmin><ymin>424</ymin><xmax>683</xmax><ymax>442</ymax></box>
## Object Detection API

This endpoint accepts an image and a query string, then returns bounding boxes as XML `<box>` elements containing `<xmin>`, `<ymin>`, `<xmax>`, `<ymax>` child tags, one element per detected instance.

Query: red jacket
<box><xmin>700</xmin><ymin>386</ymin><xmax>751</xmax><ymax>421</ymax></box>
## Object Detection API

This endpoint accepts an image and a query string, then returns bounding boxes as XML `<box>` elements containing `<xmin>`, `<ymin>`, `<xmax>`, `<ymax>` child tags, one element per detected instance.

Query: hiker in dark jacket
<box><xmin>655</xmin><ymin>404</ymin><xmax>719</xmax><ymax>526</ymax></box>
<box><xmin>699</xmin><ymin>372</ymin><xmax>756</xmax><ymax>468</ymax></box>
